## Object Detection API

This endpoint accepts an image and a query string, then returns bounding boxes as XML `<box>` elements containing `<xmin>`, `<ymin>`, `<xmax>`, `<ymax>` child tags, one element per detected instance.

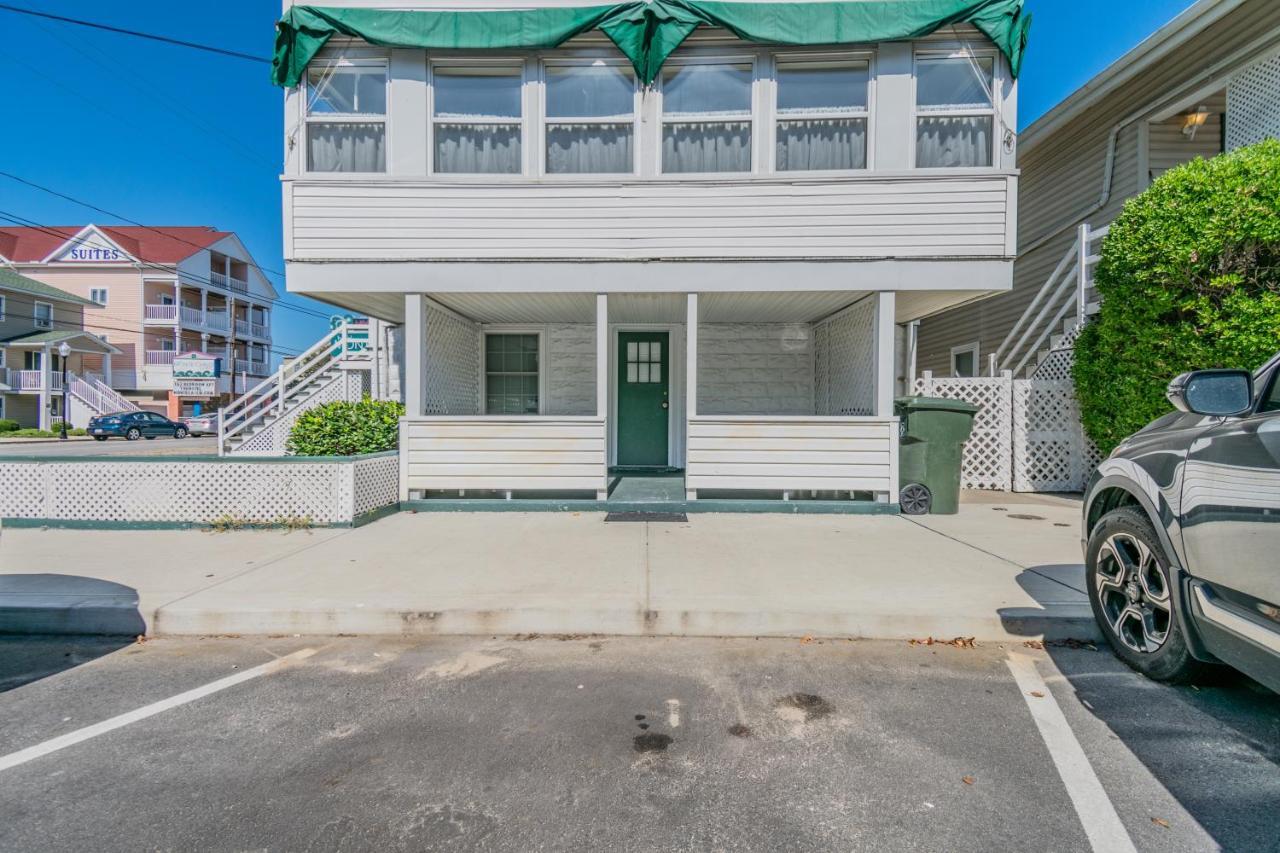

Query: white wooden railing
<box><xmin>144</xmin><ymin>304</ymin><xmax>178</xmax><ymax>322</ymax></box>
<box><xmin>209</xmin><ymin>270</ymin><xmax>227</xmax><ymax>289</ymax></box>
<box><xmin>205</xmin><ymin>309</ymin><xmax>230</xmax><ymax>331</ymax></box>
<box><xmin>145</xmin><ymin>350</ymin><xmax>176</xmax><ymax>365</ymax></box>
<box><xmin>235</xmin><ymin>318</ymin><xmax>268</xmax><ymax>338</ymax></box>
<box><xmin>399</xmin><ymin>416</ymin><xmax>609</xmax><ymax>500</ymax></box>
<box><xmin>12</xmin><ymin>370</ymin><xmax>62</xmax><ymax>391</ymax></box>
<box><xmin>180</xmin><ymin>306</ymin><xmax>204</xmax><ymax>326</ymax></box>
<box><xmin>685</xmin><ymin>416</ymin><xmax>898</xmax><ymax>499</ymax></box>
<box><xmin>66</xmin><ymin>373</ymin><xmax>136</xmax><ymax>415</ymax></box>
<box><xmin>992</xmin><ymin>222</ymin><xmax>1109</xmax><ymax>377</ymax></box>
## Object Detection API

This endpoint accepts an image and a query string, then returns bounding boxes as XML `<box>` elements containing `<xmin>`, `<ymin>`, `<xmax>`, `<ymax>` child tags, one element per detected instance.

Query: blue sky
<box><xmin>0</xmin><ymin>0</ymin><xmax>1196</xmax><ymax>358</ymax></box>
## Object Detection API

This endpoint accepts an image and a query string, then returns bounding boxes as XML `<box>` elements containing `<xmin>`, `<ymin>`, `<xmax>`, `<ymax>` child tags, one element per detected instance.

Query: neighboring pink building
<box><xmin>0</xmin><ymin>225</ymin><xmax>278</xmax><ymax>414</ymax></box>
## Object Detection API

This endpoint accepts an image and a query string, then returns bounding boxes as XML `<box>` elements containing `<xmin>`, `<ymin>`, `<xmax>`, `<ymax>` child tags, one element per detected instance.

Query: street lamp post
<box><xmin>58</xmin><ymin>341</ymin><xmax>71</xmax><ymax>440</ymax></box>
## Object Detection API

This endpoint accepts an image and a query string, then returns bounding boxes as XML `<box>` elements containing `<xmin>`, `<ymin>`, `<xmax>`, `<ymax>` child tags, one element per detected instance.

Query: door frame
<box><xmin>609</xmin><ymin>323</ymin><xmax>685</xmax><ymax>469</ymax></box>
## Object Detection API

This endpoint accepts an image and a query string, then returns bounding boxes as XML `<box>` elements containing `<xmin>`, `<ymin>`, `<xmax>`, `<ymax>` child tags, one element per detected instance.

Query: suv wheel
<box><xmin>125</xmin><ymin>427</ymin><xmax>141</xmax><ymax>441</ymax></box>
<box><xmin>1086</xmin><ymin>506</ymin><xmax>1208</xmax><ymax>683</ymax></box>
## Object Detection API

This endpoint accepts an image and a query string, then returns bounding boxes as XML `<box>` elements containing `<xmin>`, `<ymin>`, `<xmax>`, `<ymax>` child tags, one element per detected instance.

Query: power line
<box><xmin>0</xmin><ymin>4</ymin><xmax>270</xmax><ymax>65</ymax></box>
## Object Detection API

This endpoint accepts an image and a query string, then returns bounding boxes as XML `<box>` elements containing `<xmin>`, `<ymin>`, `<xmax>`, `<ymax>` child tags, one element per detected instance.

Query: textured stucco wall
<box><xmin>545</xmin><ymin>323</ymin><xmax>596</xmax><ymax>416</ymax></box>
<box><xmin>698</xmin><ymin>323</ymin><xmax>815</xmax><ymax>415</ymax></box>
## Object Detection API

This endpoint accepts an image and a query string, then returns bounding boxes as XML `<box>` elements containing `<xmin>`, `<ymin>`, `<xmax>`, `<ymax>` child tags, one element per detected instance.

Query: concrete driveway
<box><xmin>0</xmin><ymin>435</ymin><xmax>218</xmax><ymax>457</ymax></box>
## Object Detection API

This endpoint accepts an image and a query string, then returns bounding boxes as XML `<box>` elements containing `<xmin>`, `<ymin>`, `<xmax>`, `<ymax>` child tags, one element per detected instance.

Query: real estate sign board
<box><xmin>173</xmin><ymin>352</ymin><xmax>221</xmax><ymax>397</ymax></box>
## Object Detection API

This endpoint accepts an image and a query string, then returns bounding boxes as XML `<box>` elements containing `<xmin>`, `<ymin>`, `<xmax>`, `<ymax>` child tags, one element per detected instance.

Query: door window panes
<box><xmin>625</xmin><ymin>340</ymin><xmax>662</xmax><ymax>384</ymax></box>
<box><xmin>776</xmin><ymin>59</ymin><xmax>869</xmax><ymax>171</ymax></box>
<box><xmin>545</xmin><ymin>64</ymin><xmax>635</xmax><ymax>174</ymax></box>
<box><xmin>662</xmin><ymin>63</ymin><xmax>753</xmax><ymax>174</ymax></box>
<box><xmin>434</xmin><ymin>66</ymin><xmax>523</xmax><ymax>174</ymax></box>
<box><xmin>485</xmin><ymin>334</ymin><xmax>539</xmax><ymax>414</ymax></box>
<box><xmin>915</xmin><ymin>56</ymin><xmax>995</xmax><ymax>168</ymax></box>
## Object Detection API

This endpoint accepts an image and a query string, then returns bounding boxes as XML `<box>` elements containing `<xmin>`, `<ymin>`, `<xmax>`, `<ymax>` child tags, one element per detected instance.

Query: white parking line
<box><xmin>0</xmin><ymin>647</ymin><xmax>317</xmax><ymax>773</ymax></box>
<box><xmin>1007</xmin><ymin>653</ymin><xmax>1137</xmax><ymax>853</ymax></box>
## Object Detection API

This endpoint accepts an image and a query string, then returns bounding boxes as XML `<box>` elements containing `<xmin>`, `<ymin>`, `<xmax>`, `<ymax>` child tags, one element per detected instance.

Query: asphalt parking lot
<box><xmin>1</xmin><ymin>635</ymin><xmax>1276</xmax><ymax>852</ymax></box>
<box><xmin>0</xmin><ymin>435</ymin><xmax>217</xmax><ymax>457</ymax></box>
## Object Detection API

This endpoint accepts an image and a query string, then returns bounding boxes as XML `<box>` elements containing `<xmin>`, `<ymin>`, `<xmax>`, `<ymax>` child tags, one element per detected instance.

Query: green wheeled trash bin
<box><xmin>894</xmin><ymin>396</ymin><xmax>979</xmax><ymax>515</ymax></box>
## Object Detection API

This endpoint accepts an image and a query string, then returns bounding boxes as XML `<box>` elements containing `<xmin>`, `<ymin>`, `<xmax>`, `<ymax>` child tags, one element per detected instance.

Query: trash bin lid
<box><xmin>894</xmin><ymin>395</ymin><xmax>979</xmax><ymax>414</ymax></box>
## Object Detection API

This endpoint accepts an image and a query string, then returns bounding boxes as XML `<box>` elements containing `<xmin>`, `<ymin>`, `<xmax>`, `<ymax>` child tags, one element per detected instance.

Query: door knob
<box><xmin>661</xmin><ymin>401</ymin><xmax>669</xmax><ymax>409</ymax></box>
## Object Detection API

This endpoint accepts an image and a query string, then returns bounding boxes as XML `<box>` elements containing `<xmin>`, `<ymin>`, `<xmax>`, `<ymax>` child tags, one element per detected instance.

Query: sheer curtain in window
<box><xmin>915</xmin><ymin>116</ymin><xmax>991</xmax><ymax>168</ymax></box>
<box><xmin>433</xmin><ymin>66</ymin><xmax>523</xmax><ymax>174</ymax></box>
<box><xmin>545</xmin><ymin>64</ymin><xmax>635</xmax><ymax>174</ymax></box>
<box><xmin>662</xmin><ymin>63</ymin><xmax>753</xmax><ymax>173</ymax></box>
<box><xmin>307</xmin><ymin>123</ymin><xmax>386</xmax><ymax>172</ymax></box>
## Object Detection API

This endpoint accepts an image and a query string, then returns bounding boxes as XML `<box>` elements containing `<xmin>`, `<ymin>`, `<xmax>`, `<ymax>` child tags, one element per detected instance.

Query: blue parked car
<box><xmin>89</xmin><ymin>411</ymin><xmax>190</xmax><ymax>441</ymax></box>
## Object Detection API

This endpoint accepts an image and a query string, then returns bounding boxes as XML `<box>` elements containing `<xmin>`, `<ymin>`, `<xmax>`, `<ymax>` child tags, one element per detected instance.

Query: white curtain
<box><xmin>662</xmin><ymin>121</ymin><xmax>751</xmax><ymax>173</ymax></box>
<box><xmin>546</xmin><ymin>123</ymin><xmax>634</xmax><ymax>174</ymax></box>
<box><xmin>776</xmin><ymin>119</ymin><xmax>867</xmax><ymax>171</ymax></box>
<box><xmin>915</xmin><ymin>116</ymin><xmax>992</xmax><ymax>168</ymax></box>
<box><xmin>306</xmin><ymin>123</ymin><xmax>385</xmax><ymax>173</ymax></box>
<box><xmin>434</xmin><ymin>123</ymin><xmax>521</xmax><ymax>174</ymax></box>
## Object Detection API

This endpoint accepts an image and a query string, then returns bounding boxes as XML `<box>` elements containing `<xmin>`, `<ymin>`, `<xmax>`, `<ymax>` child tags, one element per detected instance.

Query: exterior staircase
<box><xmin>63</xmin><ymin>372</ymin><xmax>141</xmax><ymax>427</ymax></box>
<box><xmin>219</xmin><ymin>319</ymin><xmax>372</xmax><ymax>456</ymax></box>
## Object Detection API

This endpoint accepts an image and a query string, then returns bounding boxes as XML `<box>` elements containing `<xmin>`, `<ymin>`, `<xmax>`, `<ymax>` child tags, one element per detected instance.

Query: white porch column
<box><xmin>685</xmin><ymin>293</ymin><xmax>698</xmax><ymax>500</ymax></box>
<box><xmin>404</xmin><ymin>293</ymin><xmax>425</xmax><ymax>417</ymax></box>
<box><xmin>200</xmin><ymin>289</ymin><xmax>208</xmax><ymax>326</ymax></box>
<box><xmin>596</xmin><ymin>293</ymin><xmax>609</xmax><ymax>500</ymax></box>
<box><xmin>38</xmin><ymin>344</ymin><xmax>52</xmax><ymax>431</ymax></box>
<box><xmin>873</xmin><ymin>291</ymin><xmax>897</xmax><ymax>504</ymax></box>
<box><xmin>102</xmin><ymin>352</ymin><xmax>113</xmax><ymax>387</ymax></box>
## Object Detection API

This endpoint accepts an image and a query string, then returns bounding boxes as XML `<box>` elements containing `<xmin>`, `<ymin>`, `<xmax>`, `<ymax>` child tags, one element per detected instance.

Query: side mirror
<box><xmin>1166</xmin><ymin>369</ymin><xmax>1253</xmax><ymax>417</ymax></box>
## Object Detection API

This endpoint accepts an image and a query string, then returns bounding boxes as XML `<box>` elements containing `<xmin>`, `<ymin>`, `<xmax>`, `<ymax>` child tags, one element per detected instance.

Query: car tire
<box><xmin>1086</xmin><ymin>506</ymin><xmax>1210</xmax><ymax>684</ymax></box>
<box><xmin>125</xmin><ymin>427</ymin><xmax>141</xmax><ymax>441</ymax></box>
<box><xmin>174</xmin><ymin>427</ymin><xmax>188</xmax><ymax>439</ymax></box>
<box><xmin>94</xmin><ymin>435</ymin><xmax>108</xmax><ymax>442</ymax></box>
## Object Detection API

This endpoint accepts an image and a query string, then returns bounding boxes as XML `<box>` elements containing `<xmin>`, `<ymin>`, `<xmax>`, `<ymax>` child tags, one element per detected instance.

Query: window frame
<box><xmin>302</xmin><ymin>56</ymin><xmax>390</xmax><ymax>174</ymax></box>
<box><xmin>428</xmin><ymin>57</ymin><xmax>530</xmax><ymax>177</ymax></box>
<box><xmin>481</xmin><ymin>328</ymin><xmax>546</xmax><ymax>415</ymax></box>
<box><xmin>33</xmin><ymin>301</ymin><xmax>53</xmax><ymax>330</ymax></box>
<box><xmin>911</xmin><ymin>48</ymin><xmax>1001</xmax><ymax>170</ymax></box>
<box><xmin>950</xmin><ymin>342</ymin><xmax>981</xmax><ymax>378</ymax></box>
<box><xmin>771</xmin><ymin>50</ymin><xmax>875</xmax><ymax>174</ymax></box>
<box><xmin>0</xmin><ymin>294</ymin><xmax>5</xmax><ymax>321</ymax></box>
<box><xmin>538</xmin><ymin>57</ymin><xmax>641</xmax><ymax>178</ymax></box>
<box><xmin>90</xmin><ymin>288</ymin><xmax>108</xmax><ymax>306</ymax></box>
<box><xmin>656</xmin><ymin>53</ymin><xmax>759</xmax><ymax>177</ymax></box>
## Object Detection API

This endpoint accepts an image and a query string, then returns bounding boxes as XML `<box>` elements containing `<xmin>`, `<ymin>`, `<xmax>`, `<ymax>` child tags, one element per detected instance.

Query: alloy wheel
<box><xmin>1095</xmin><ymin>532</ymin><xmax>1171</xmax><ymax>653</ymax></box>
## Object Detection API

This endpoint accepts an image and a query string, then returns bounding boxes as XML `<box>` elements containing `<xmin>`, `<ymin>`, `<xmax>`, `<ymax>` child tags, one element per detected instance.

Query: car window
<box><xmin>1261</xmin><ymin>369</ymin><xmax>1280</xmax><ymax>413</ymax></box>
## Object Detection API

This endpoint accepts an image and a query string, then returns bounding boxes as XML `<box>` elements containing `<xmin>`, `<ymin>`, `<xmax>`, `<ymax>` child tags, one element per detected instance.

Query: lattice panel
<box><xmin>0</xmin><ymin>463</ymin><xmax>46</xmax><ymax>518</ymax></box>
<box><xmin>352</xmin><ymin>453</ymin><xmax>400</xmax><ymax>517</ymax></box>
<box><xmin>232</xmin><ymin>371</ymin><xmax>362</xmax><ymax>456</ymax></box>
<box><xmin>1013</xmin><ymin>380</ymin><xmax>1086</xmax><ymax>492</ymax></box>
<box><xmin>424</xmin><ymin>304</ymin><xmax>480</xmax><ymax>414</ymax></box>
<box><xmin>1227</xmin><ymin>53</ymin><xmax>1280</xmax><ymax>150</ymax></box>
<box><xmin>814</xmin><ymin>300</ymin><xmax>875</xmax><ymax>416</ymax></box>
<box><xmin>913</xmin><ymin>374</ymin><xmax>1012</xmax><ymax>490</ymax></box>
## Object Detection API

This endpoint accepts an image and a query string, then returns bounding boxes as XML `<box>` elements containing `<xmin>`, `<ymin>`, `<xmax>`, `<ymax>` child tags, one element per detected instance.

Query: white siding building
<box><xmin>276</xmin><ymin>0</ymin><xmax>1027</xmax><ymax>505</ymax></box>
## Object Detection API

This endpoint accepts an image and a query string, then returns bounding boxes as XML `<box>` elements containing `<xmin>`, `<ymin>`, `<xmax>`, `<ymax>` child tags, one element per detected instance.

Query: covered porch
<box><xmin>398</xmin><ymin>291</ymin><xmax>909</xmax><ymax>507</ymax></box>
<box><xmin>0</xmin><ymin>330</ymin><xmax>122</xmax><ymax>430</ymax></box>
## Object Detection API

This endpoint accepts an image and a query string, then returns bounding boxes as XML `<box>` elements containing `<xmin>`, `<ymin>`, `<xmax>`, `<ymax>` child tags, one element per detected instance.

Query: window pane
<box><xmin>777</xmin><ymin>61</ymin><xmax>868</xmax><ymax>113</ymax></box>
<box><xmin>916</xmin><ymin>57</ymin><xmax>993</xmax><ymax>111</ymax></box>
<box><xmin>307</xmin><ymin>67</ymin><xmax>386</xmax><ymax>115</ymax></box>
<box><xmin>434</xmin><ymin>66</ymin><xmax>522</xmax><ymax>118</ymax></box>
<box><xmin>307</xmin><ymin>123</ymin><xmax>386</xmax><ymax>172</ymax></box>
<box><xmin>777</xmin><ymin>118</ymin><xmax>867</xmax><ymax>171</ymax></box>
<box><xmin>546</xmin><ymin>64</ymin><xmax>633</xmax><ymax>118</ymax></box>
<box><xmin>662</xmin><ymin>122</ymin><xmax>752</xmax><ymax>173</ymax></box>
<box><xmin>435</xmin><ymin>124</ymin><xmax>521</xmax><ymax>174</ymax></box>
<box><xmin>662</xmin><ymin>64</ymin><xmax>752</xmax><ymax>115</ymax></box>
<box><xmin>953</xmin><ymin>350</ymin><xmax>975</xmax><ymax>377</ymax></box>
<box><xmin>546</xmin><ymin>123</ymin><xmax>633</xmax><ymax>174</ymax></box>
<box><xmin>916</xmin><ymin>116</ymin><xmax>992</xmax><ymax>167</ymax></box>
<box><xmin>485</xmin><ymin>334</ymin><xmax>540</xmax><ymax>414</ymax></box>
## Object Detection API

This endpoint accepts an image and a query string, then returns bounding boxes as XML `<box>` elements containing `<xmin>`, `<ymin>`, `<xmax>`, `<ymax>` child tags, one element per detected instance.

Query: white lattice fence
<box><xmin>814</xmin><ymin>299</ymin><xmax>876</xmax><ymax>416</ymax></box>
<box><xmin>425</xmin><ymin>302</ymin><xmax>481</xmax><ymax>414</ymax></box>
<box><xmin>0</xmin><ymin>452</ymin><xmax>399</xmax><ymax>526</ymax></box>
<box><xmin>1227</xmin><ymin>52</ymin><xmax>1280</xmax><ymax>150</ymax></box>
<box><xmin>913</xmin><ymin>372</ymin><xmax>1013</xmax><ymax>490</ymax></box>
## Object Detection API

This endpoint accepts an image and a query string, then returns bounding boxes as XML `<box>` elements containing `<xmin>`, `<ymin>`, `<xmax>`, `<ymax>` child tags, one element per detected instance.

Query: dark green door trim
<box><xmin>616</xmin><ymin>330</ymin><xmax>670</xmax><ymax>468</ymax></box>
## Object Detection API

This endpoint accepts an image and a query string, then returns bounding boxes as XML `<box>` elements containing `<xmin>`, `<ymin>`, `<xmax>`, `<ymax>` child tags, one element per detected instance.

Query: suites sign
<box><xmin>172</xmin><ymin>352</ymin><xmax>221</xmax><ymax>397</ymax></box>
<box><xmin>63</xmin><ymin>246</ymin><xmax>126</xmax><ymax>262</ymax></box>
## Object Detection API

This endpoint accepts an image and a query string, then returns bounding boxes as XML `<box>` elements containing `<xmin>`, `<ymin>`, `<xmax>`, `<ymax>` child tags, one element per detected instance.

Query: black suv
<box><xmin>1083</xmin><ymin>353</ymin><xmax>1280</xmax><ymax>691</ymax></box>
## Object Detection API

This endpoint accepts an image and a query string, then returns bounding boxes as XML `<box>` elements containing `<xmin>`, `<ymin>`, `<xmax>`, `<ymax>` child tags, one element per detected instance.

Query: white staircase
<box><xmin>219</xmin><ymin>319</ymin><xmax>372</xmax><ymax>456</ymax></box>
<box><xmin>64</xmin><ymin>372</ymin><xmax>141</xmax><ymax>427</ymax></box>
<box><xmin>992</xmin><ymin>222</ymin><xmax>1108</xmax><ymax>378</ymax></box>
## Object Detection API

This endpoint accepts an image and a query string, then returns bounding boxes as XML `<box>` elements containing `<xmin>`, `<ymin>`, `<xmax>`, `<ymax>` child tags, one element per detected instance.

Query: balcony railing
<box><xmin>247</xmin><ymin>360</ymin><xmax>271</xmax><ymax>376</ymax></box>
<box><xmin>145</xmin><ymin>350</ymin><xmax>176</xmax><ymax>366</ymax></box>
<box><xmin>228</xmin><ymin>276</ymin><xmax>249</xmax><ymax>293</ymax></box>
<box><xmin>10</xmin><ymin>370</ymin><xmax>63</xmax><ymax>391</ymax></box>
<box><xmin>144</xmin><ymin>304</ymin><xmax>178</xmax><ymax>322</ymax></box>
<box><xmin>205</xmin><ymin>309</ymin><xmax>230</xmax><ymax>332</ymax></box>
<box><xmin>180</xmin><ymin>306</ymin><xmax>204</xmax><ymax>326</ymax></box>
<box><xmin>210</xmin><ymin>269</ymin><xmax>249</xmax><ymax>293</ymax></box>
<box><xmin>209</xmin><ymin>270</ymin><xmax>227</xmax><ymax>288</ymax></box>
<box><xmin>235</xmin><ymin>319</ymin><xmax>269</xmax><ymax>338</ymax></box>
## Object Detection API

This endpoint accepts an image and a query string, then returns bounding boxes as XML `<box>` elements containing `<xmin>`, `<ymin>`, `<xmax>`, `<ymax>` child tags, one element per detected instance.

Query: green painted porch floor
<box><xmin>607</xmin><ymin>472</ymin><xmax>685</xmax><ymax>504</ymax></box>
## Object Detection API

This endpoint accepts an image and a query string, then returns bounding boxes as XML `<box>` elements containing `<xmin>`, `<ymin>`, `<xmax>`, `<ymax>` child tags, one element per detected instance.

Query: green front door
<box><xmin>616</xmin><ymin>331</ymin><xmax>670</xmax><ymax>468</ymax></box>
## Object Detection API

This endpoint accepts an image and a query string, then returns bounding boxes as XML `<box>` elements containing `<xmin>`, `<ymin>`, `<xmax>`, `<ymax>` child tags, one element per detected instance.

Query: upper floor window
<box><xmin>305</xmin><ymin>61</ymin><xmax>387</xmax><ymax>172</ymax></box>
<box><xmin>776</xmin><ymin>58</ymin><xmax>870</xmax><ymax>171</ymax></box>
<box><xmin>915</xmin><ymin>54</ymin><xmax>995</xmax><ymax>168</ymax></box>
<box><xmin>90</xmin><ymin>288</ymin><xmax>108</xmax><ymax>305</ymax></box>
<box><xmin>544</xmin><ymin>63</ymin><xmax>636</xmax><ymax>175</ymax></box>
<box><xmin>34</xmin><ymin>301</ymin><xmax>52</xmax><ymax>329</ymax></box>
<box><xmin>433</xmin><ymin>64</ymin><xmax>523</xmax><ymax>174</ymax></box>
<box><xmin>661</xmin><ymin>62</ymin><xmax>753</xmax><ymax>174</ymax></box>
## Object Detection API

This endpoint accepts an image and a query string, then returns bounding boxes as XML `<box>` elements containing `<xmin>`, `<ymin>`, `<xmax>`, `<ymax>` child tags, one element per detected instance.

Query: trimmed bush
<box><xmin>0</xmin><ymin>419</ymin><xmax>20</xmax><ymax>433</ymax></box>
<box><xmin>2</xmin><ymin>429</ymin><xmax>57</xmax><ymax>438</ymax></box>
<box><xmin>1074</xmin><ymin>140</ymin><xmax>1280</xmax><ymax>453</ymax></box>
<box><xmin>286</xmin><ymin>397</ymin><xmax>404</xmax><ymax>456</ymax></box>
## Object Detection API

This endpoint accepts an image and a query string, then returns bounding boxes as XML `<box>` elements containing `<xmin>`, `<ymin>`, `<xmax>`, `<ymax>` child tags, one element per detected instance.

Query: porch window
<box><xmin>433</xmin><ymin>64</ymin><xmax>523</xmax><ymax>174</ymax></box>
<box><xmin>951</xmin><ymin>342</ymin><xmax>980</xmax><ymax>378</ymax></box>
<box><xmin>544</xmin><ymin>63</ymin><xmax>636</xmax><ymax>174</ymax></box>
<box><xmin>661</xmin><ymin>62</ymin><xmax>753</xmax><ymax>174</ymax></box>
<box><xmin>34</xmin><ymin>302</ymin><xmax>52</xmax><ymax>329</ymax></box>
<box><xmin>915</xmin><ymin>55</ymin><xmax>995</xmax><ymax>168</ymax></box>
<box><xmin>775</xmin><ymin>58</ymin><xmax>869</xmax><ymax>171</ymax></box>
<box><xmin>484</xmin><ymin>333</ymin><xmax>540</xmax><ymax>414</ymax></box>
<box><xmin>305</xmin><ymin>61</ymin><xmax>387</xmax><ymax>173</ymax></box>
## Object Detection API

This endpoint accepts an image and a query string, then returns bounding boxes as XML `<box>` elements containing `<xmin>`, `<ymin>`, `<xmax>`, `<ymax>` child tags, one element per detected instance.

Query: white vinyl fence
<box><xmin>0</xmin><ymin>452</ymin><xmax>399</xmax><ymax>527</ymax></box>
<box><xmin>914</xmin><ymin>371</ymin><xmax>1101</xmax><ymax>493</ymax></box>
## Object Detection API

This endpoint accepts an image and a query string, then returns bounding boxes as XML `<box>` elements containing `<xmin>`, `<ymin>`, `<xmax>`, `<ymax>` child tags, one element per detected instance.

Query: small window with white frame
<box><xmin>543</xmin><ymin>61</ymin><xmax>637</xmax><ymax>175</ymax></box>
<box><xmin>34</xmin><ymin>301</ymin><xmax>52</xmax><ymax>329</ymax></box>
<box><xmin>90</xmin><ymin>288</ymin><xmax>108</xmax><ymax>306</ymax></box>
<box><xmin>432</xmin><ymin>63</ymin><xmax>524</xmax><ymax>174</ymax></box>
<box><xmin>950</xmin><ymin>342</ymin><xmax>980</xmax><ymax>378</ymax></box>
<box><xmin>305</xmin><ymin>59</ymin><xmax>388</xmax><ymax>173</ymax></box>
<box><xmin>484</xmin><ymin>332</ymin><xmax>541</xmax><ymax>414</ymax></box>
<box><xmin>661</xmin><ymin>60</ymin><xmax>754</xmax><ymax>174</ymax></box>
<box><xmin>914</xmin><ymin>53</ymin><xmax>996</xmax><ymax>168</ymax></box>
<box><xmin>775</xmin><ymin>57</ymin><xmax>870</xmax><ymax>171</ymax></box>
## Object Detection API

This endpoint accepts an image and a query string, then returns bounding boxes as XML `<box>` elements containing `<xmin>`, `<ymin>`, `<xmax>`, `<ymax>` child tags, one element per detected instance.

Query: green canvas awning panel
<box><xmin>273</xmin><ymin>0</ymin><xmax>1030</xmax><ymax>88</ymax></box>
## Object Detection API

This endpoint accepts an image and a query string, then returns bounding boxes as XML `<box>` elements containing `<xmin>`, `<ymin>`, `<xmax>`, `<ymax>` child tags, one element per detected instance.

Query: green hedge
<box><xmin>1</xmin><ymin>429</ymin><xmax>57</xmax><ymax>438</ymax></box>
<box><xmin>286</xmin><ymin>397</ymin><xmax>404</xmax><ymax>456</ymax></box>
<box><xmin>0</xmin><ymin>419</ymin><xmax>19</xmax><ymax>433</ymax></box>
<box><xmin>1074</xmin><ymin>139</ymin><xmax>1280</xmax><ymax>453</ymax></box>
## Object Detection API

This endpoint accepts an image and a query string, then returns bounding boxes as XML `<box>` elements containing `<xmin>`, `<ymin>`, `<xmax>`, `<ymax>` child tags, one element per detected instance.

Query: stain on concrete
<box><xmin>421</xmin><ymin>650</ymin><xmax>507</xmax><ymax>680</ymax></box>
<box><xmin>727</xmin><ymin>723</ymin><xmax>752</xmax><ymax>738</ymax></box>
<box><xmin>775</xmin><ymin>693</ymin><xmax>834</xmax><ymax>723</ymax></box>
<box><xmin>633</xmin><ymin>732</ymin><xmax>673</xmax><ymax>753</ymax></box>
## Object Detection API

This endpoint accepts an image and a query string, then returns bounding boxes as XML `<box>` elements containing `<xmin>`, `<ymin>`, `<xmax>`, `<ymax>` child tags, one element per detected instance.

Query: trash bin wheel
<box><xmin>899</xmin><ymin>483</ymin><xmax>932</xmax><ymax>515</ymax></box>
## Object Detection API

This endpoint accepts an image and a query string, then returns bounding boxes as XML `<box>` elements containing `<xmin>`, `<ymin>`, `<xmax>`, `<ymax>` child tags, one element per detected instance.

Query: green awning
<box><xmin>272</xmin><ymin>0</ymin><xmax>1030</xmax><ymax>88</ymax></box>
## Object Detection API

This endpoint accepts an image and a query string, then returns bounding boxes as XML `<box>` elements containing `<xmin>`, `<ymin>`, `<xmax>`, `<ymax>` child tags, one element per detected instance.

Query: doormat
<box><xmin>604</xmin><ymin>512</ymin><xmax>689</xmax><ymax>523</ymax></box>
